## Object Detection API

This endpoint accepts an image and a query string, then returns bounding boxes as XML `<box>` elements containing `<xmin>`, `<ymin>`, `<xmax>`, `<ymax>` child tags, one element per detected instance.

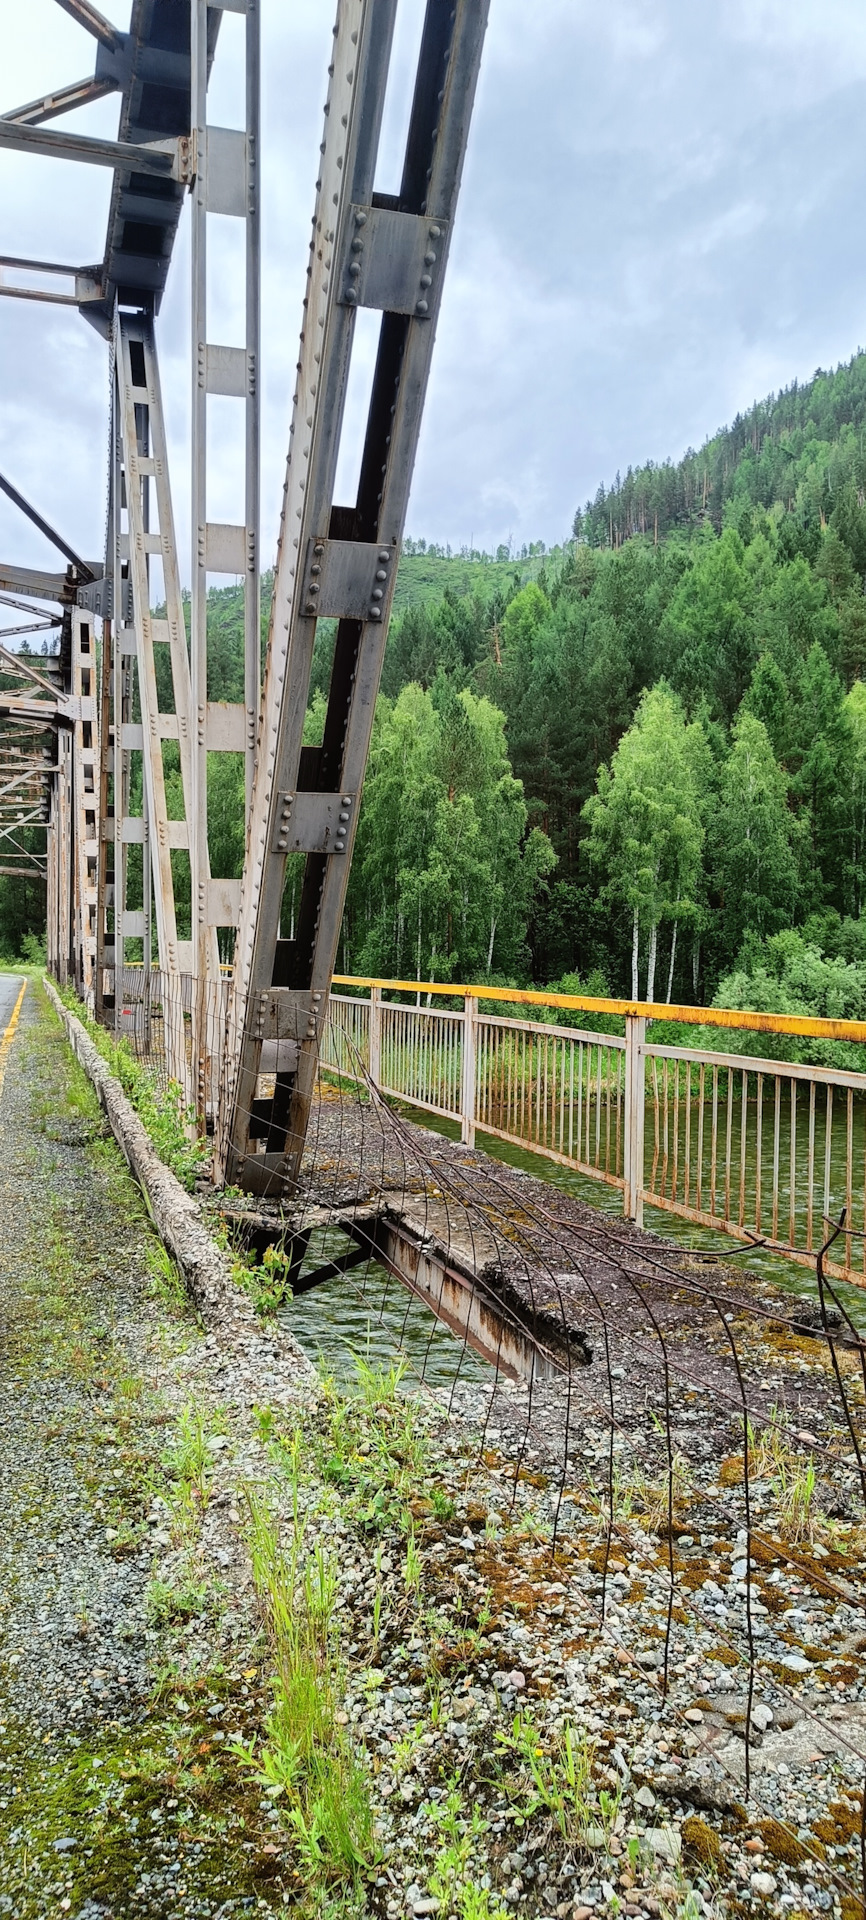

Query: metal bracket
<box><xmin>271</xmin><ymin>791</ymin><xmax>354</xmax><ymax>855</ymax></box>
<box><xmin>76</xmin><ymin>576</ymin><xmax>132</xmax><ymax>621</ymax></box>
<box><xmin>340</xmin><ymin>205</ymin><xmax>448</xmax><ymax>318</ymax></box>
<box><xmin>300</xmin><ymin>538</ymin><xmax>395</xmax><ymax>623</ymax></box>
<box><xmin>253</xmin><ymin>987</ymin><xmax>326</xmax><ymax>1043</ymax></box>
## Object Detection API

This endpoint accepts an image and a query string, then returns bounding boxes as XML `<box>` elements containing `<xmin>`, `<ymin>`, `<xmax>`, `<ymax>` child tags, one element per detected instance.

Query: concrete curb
<box><xmin>42</xmin><ymin>976</ymin><xmax>314</xmax><ymax>1384</ymax></box>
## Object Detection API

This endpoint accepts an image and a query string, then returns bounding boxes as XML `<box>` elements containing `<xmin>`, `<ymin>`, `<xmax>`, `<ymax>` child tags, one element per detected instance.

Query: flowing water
<box><xmin>280</xmin><ymin>1225</ymin><xmax>491</xmax><ymax>1389</ymax></box>
<box><xmin>284</xmin><ymin>1101</ymin><xmax>866</xmax><ymax>1384</ymax></box>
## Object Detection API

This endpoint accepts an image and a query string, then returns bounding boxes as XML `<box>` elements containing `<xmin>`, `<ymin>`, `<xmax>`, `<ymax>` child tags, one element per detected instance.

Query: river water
<box><xmin>282</xmin><ymin>1108</ymin><xmax>866</xmax><ymax>1383</ymax></box>
<box><xmin>406</xmin><ymin>1109</ymin><xmax>866</xmax><ymax>1329</ymax></box>
<box><xmin>280</xmin><ymin>1224</ymin><xmax>491</xmax><ymax>1389</ymax></box>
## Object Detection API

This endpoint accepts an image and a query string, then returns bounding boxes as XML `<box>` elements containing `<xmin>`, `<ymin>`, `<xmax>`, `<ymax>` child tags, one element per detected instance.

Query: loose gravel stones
<box><xmin>0</xmin><ymin>986</ymin><xmax>312</xmax><ymax>1916</ymax></box>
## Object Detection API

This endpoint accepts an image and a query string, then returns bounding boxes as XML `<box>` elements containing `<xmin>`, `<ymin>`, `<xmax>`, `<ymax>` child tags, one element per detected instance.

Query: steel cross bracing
<box><xmin>105</xmin><ymin>312</ymin><xmax>221</xmax><ymax>1088</ymax></box>
<box><xmin>0</xmin><ymin>474</ymin><xmax>95</xmax><ymax>908</ymax></box>
<box><xmin>44</xmin><ymin>610</ymin><xmax>99</xmax><ymax>994</ymax></box>
<box><xmin>0</xmin><ymin>0</ymin><xmax>221</xmax><ymax>1023</ymax></box>
<box><xmin>0</xmin><ymin>3</ymin><xmax>247</xmax><ymax>1070</ymax></box>
<box><xmin>217</xmin><ymin>0</ymin><xmax>489</xmax><ymax>1194</ymax></box>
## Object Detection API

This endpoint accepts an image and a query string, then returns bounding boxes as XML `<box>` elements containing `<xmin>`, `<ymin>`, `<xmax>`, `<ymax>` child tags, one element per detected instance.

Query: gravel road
<box><xmin>0</xmin><ymin>979</ymin><xmax>304</xmax><ymax>1918</ymax></box>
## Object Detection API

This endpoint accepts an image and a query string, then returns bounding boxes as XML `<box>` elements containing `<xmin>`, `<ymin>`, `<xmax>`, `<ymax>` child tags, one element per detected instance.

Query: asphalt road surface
<box><xmin>0</xmin><ymin>972</ymin><xmax>23</xmax><ymax>1029</ymax></box>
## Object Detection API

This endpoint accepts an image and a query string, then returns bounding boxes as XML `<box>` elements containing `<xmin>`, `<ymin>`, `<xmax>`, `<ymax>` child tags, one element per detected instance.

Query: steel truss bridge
<box><xmin>0</xmin><ymin>0</ymin><xmax>489</xmax><ymax>1194</ymax></box>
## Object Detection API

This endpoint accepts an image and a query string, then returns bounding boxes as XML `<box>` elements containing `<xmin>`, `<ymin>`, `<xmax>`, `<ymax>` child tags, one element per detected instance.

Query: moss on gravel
<box><xmin>0</xmin><ymin>981</ymin><xmax>299</xmax><ymax>1916</ymax></box>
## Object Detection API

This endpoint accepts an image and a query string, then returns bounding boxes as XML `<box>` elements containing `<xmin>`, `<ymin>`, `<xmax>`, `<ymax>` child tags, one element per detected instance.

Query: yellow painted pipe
<box><xmin>330</xmin><ymin>975</ymin><xmax>866</xmax><ymax>1046</ymax></box>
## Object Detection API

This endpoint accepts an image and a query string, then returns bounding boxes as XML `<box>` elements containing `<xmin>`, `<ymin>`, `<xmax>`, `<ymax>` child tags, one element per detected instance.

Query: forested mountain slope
<box><xmin>574</xmin><ymin>349</ymin><xmax>866</xmax><ymax>550</ymax></box>
<box><xmin>7</xmin><ymin>349</ymin><xmax>866</xmax><ymax>1048</ymax></box>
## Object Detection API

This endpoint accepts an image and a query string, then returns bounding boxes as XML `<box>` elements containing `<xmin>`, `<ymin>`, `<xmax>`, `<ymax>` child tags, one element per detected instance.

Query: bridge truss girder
<box><xmin>3</xmin><ymin>0</ymin><xmax>489</xmax><ymax>1196</ymax></box>
<box><xmin>217</xmin><ymin>0</ymin><xmax>490</xmax><ymax>1194</ymax></box>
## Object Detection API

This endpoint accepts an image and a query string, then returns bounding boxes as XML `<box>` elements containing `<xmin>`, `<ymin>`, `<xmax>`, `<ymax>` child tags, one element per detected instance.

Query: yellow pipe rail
<box><xmin>331</xmin><ymin>975</ymin><xmax>866</xmax><ymax>1046</ymax></box>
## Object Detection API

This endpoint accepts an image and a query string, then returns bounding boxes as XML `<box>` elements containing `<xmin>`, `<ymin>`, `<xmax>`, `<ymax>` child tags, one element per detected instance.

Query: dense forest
<box><xmin>8</xmin><ymin>348</ymin><xmax>866</xmax><ymax>1037</ymax></box>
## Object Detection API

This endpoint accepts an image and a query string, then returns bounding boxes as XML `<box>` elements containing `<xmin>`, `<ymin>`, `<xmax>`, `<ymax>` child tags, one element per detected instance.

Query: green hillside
<box><xmin>9</xmin><ymin>347</ymin><xmax>866</xmax><ymax>1052</ymax></box>
<box><xmin>575</xmin><ymin>348</ymin><xmax>866</xmax><ymax>549</ymax></box>
<box><xmin>390</xmin><ymin>539</ymin><xmax>563</xmax><ymax>612</ymax></box>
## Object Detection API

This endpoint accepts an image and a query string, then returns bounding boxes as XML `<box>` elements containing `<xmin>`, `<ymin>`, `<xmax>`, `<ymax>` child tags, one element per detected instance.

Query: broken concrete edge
<box><xmin>41</xmin><ymin>975</ymin><xmax>316</xmax><ymax>1385</ymax></box>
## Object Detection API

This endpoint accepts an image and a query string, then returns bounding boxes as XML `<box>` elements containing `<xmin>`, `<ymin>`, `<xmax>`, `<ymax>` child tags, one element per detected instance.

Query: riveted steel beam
<box><xmin>53</xmin><ymin>0</ymin><xmax>124</xmax><ymax>53</ymax></box>
<box><xmin>0</xmin><ymin>119</ymin><xmax>192</xmax><ymax>181</ymax></box>
<box><xmin>1</xmin><ymin>75</ymin><xmax>119</xmax><ymax>128</ymax></box>
<box><xmin>218</xmin><ymin>0</ymin><xmax>490</xmax><ymax>1195</ymax></box>
<box><xmin>0</xmin><ymin>473</ymin><xmax>95</xmax><ymax>580</ymax></box>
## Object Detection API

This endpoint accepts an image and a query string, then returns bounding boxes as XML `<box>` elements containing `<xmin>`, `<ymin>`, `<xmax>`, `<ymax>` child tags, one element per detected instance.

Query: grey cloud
<box><xmin>2</xmin><ymin>0</ymin><xmax>866</xmax><ymax>582</ymax></box>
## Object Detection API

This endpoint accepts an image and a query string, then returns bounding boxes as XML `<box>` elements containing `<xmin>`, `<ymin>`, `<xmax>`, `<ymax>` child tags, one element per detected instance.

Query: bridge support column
<box><xmin>217</xmin><ymin>0</ymin><xmax>491</xmax><ymax>1194</ymax></box>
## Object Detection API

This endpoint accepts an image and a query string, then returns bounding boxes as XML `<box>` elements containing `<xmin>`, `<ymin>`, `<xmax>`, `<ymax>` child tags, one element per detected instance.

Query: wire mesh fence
<box><xmin>323</xmin><ymin>984</ymin><xmax>866</xmax><ymax>1285</ymax></box>
<box><xmin>63</xmin><ymin>962</ymin><xmax>866</xmax><ymax>1903</ymax></box>
<box><xmin>110</xmin><ymin>964</ymin><xmax>229</xmax><ymax>1116</ymax></box>
<box><xmin>228</xmin><ymin>1045</ymin><xmax>866</xmax><ymax>1914</ymax></box>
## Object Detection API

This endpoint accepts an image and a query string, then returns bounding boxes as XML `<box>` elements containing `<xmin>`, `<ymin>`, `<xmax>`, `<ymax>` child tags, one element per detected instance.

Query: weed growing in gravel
<box><xmin>253</xmin><ymin>1241</ymin><xmax>296</xmax><ymax>1315</ymax></box>
<box><xmin>425</xmin><ymin>1782</ymin><xmax>509</xmax><ymax>1920</ymax></box>
<box><xmin>232</xmin><ymin>1488</ymin><xmax>377</xmax><ymax>1893</ymax></box>
<box><xmin>404</xmin><ymin>1521</ymin><xmax>422</xmax><ymax>1597</ymax></box>
<box><xmin>208</xmin><ymin>1215</ymin><xmax>296</xmax><ymax>1317</ymax></box>
<box><xmin>496</xmin><ymin>1714</ymin><xmax>599</xmax><ymax>1843</ymax></box>
<box><xmin>22</xmin><ymin>1008</ymin><xmax>103</xmax><ymax>1143</ymax></box>
<box><xmin>146</xmin><ymin>1241</ymin><xmax>189</xmax><ymax>1313</ymax></box>
<box><xmin>774</xmin><ymin>1451</ymin><xmax>818</xmax><ymax>1542</ymax></box>
<box><xmin>746</xmin><ymin>1404</ymin><xmax>819</xmax><ymax>1542</ymax></box>
<box><xmin>493</xmin><ymin>1713</ymin><xmax>627</xmax><ymax>1858</ymax></box>
<box><xmin>160</xmin><ymin>1403</ymin><xmax>224</xmax><ymax>1528</ymax></box>
<box><xmin>145</xmin><ymin>1571</ymin><xmax>214</xmax><ymax>1625</ymax></box>
<box><xmin>88</xmin><ymin>1130</ymin><xmax>150</xmax><ymax>1217</ymax></box>
<box><xmin>53</xmin><ymin>982</ymin><xmax>210</xmax><ymax>1190</ymax></box>
<box><xmin>631</xmin><ymin>1446</ymin><xmax>692</xmax><ymax>1533</ymax></box>
<box><xmin>311</xmin><ymin>1356</ymin><xmax>432</xmax><ymax>1537</ymax></box>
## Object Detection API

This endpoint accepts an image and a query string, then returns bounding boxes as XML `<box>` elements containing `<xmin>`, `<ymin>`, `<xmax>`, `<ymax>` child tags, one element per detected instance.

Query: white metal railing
<box><xmin>321</xmin><ymin>988</ymin><xmax>866</xmax><ymax>1286</ymax></box>
<box><xmin>113</xmin><ymin>965</ymin><xmax>229</xmax><ymax>1115</ymax></box>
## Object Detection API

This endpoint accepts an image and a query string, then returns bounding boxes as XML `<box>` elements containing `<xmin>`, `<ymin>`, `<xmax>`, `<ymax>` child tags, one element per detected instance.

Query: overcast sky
<box><xmin>2</xmin><ymin>0</ymin><xmax>866</xmax><ymax>591</ymax></box>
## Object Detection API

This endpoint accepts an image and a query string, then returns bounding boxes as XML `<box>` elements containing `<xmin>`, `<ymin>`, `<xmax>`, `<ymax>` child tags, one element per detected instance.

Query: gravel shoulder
<box><xmin>0</xmin><ymin>980</ymin><xmax>312</xmax><ymax>1917</ymax></box>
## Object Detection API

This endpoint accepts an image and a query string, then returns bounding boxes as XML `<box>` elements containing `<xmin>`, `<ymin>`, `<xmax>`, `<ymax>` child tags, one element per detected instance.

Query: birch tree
<box><xmin>582</xmin><ymin>685</ymin><xmax>705</xmax><ymax>999</ymax></box>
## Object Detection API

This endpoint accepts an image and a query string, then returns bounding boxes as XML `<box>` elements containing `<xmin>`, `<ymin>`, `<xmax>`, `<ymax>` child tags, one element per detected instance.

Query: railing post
<box><xmin>369</xmin><ymin>984</ymin><xmax>382</xmax><ymax>1087</ymax></box>
<box><xmin>624</xmin><ymin>1013</ymin><xmax>646</xmax><ymax>1225</ymax></box>
<box><xmin>462</xmin><ymin>995</ymin><xmax>478</xmax><ymax>1146</ymax></box>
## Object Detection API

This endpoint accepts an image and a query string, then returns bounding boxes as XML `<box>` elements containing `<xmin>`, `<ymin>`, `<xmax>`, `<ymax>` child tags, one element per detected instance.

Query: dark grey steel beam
<box><xmin>0</xmin><ymin>566</ymin><xmax>86</xmax><ymax>604</ymax></box>
<box><xmin>53</xmin><ymin>0</ymin><xmax>124</xmax><ymax>54</ymax></box>
<box><xmin>0</xmin><ymin>120</ymin><xmax>189</xmax><ymax>181</ymax></box>
<box><xmin>0</xmin><ymin>254</ymin><xmax>103</xmax><ymax>306</ymax></box>
<box><xmin>0</xmin><ymin>282</ymin><xmax>103</xmax><ymax>308</ymax></box>
<box><xmin>0</xmin><ymin>253</ymin><xmax>100</xmax><ymax>277</ymax></box>
<box><xmin>219</xmin><ymin>0</ymin><xmax>490</xmax><ymax>1195</ymax></box>
<box><xmin>0</xmin><ymin>474</ymin><xmax>94</xmax><ymax>579</ymax></box>
<box><xmin>0</xmin><ymin>592</ymin><xmax>64</xmax><ymax>621</ymax></box>
<box><xmin>0</xmin><ymin>620</ymin><xmax>60</xmax><ymax>639</ymax></box>
<box><xmin>1</xmin><ymin>75</ymin><xmax>118</xmax><ymax>127</ymax></box>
